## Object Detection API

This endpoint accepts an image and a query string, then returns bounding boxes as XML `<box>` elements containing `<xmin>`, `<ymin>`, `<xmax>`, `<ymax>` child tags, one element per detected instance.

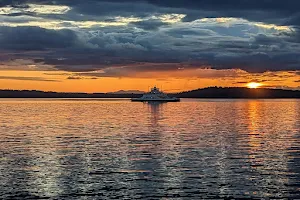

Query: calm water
<box><xmin>0</xmin><ymin>99</ymin><xmax>299</xmax><ymax>199</ymax></box>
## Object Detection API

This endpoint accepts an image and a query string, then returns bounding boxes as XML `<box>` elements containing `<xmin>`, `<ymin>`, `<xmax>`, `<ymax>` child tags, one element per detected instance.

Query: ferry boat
<box><xmin>131</xmin><ymin>86</ymin><xmax>180</xmax><ymax>102</ymax></box>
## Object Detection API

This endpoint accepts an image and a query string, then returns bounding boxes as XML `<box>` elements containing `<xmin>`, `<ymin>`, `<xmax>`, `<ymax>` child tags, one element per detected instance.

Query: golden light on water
<box><xmin>247</xmin><ymin>82</ymin><xmax>262</xmax><ymax>89</ymax></box>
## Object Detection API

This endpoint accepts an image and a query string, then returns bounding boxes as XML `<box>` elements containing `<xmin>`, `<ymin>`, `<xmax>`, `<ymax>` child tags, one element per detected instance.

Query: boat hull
<box><xmin>131</xmin><ymin>98</ymin><xmax>180</xmax><ymax>102</ymax></box>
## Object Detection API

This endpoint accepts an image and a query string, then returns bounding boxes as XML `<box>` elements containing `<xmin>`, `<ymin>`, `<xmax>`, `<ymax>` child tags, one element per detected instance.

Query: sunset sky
<box><xmin>0</xmin><ymin>0</ymin><xmax>300</xmax><ymax>92</ymax></box>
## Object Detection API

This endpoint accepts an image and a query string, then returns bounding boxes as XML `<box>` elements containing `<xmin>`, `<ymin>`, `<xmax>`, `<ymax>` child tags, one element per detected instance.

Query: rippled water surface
<box><xmin>0</xmin><ymin>99</ymin><xmax>299</xmax><ymax>199</ymax></box>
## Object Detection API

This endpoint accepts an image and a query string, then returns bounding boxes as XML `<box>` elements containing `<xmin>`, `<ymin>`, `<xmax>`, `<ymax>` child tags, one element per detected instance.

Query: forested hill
<box><xmin>176</xmin><ymin>87</ymin><xmax>300</xmax><ymax>98</ymax></box>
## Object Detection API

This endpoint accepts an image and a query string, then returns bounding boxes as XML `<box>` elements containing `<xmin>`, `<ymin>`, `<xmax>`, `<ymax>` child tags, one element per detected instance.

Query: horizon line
<box><xmin>0</xmin><ymin>86</ymin><xmax>299</xmax><ymax>94</ymax></box>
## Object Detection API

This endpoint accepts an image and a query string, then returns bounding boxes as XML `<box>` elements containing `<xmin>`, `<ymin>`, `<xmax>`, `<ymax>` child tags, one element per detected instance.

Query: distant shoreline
<box><xmin>0</xmin><ymin>87</ymin><xmax>299</xmax><ymax>99</ymax></box>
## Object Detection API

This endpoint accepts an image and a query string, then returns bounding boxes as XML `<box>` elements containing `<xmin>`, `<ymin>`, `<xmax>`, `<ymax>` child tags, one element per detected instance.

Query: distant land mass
<box><xmin>0</xmin><ymin>90</ymin><xmax>141</xmax><ymax>98</ymax></box>
<box><xmin>0</xmin><ymin>87</ymin><xmax>299</xmax><ymax>98</ymax></box>
<box><xmin>176</xmin><ymin>87</ymin><xmax>300</xmax><ymax>98</ymax></box>
<box><xmin>0</xmin><ymin>87</ymin><xmax>300</xmax><ymax>98</ymax></box>
<box><xmin>108</xmin><ymin>90</ymin><xmax>144</xmax><ymax>94</ymax></box>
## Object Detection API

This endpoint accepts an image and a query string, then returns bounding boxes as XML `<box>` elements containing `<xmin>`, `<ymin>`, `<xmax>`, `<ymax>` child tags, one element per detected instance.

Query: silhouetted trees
<box><xmin>0</xmin><ymin>87</ymin><xmax>299</xmax><ymax>98</ymax></box>
<box><xmin>176</xmin><ymin>87</ymin><xmax>300</xmax><ymax>98</ymax></box>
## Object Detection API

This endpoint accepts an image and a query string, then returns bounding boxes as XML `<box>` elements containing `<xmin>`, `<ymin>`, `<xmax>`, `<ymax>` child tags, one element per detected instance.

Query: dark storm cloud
<box><xmin>1</xmin><ymin>0</ymin><xmax>300</xmax><ymax>74</ymax></box>
<box><xmin>3</xmin><ymin>0</ymin><xmax>299</xmax><ymax>12</ymax></box>
<box><xmin>146</xmin><ymin>0</ymin><xmax>299</xmax><ymax>11</ymax></box>
<box><xmin>3</xmin><ymin>0</ymin><xmax>300</xmax><ymax>25</ymax></box>
<box><xmin>130</xmin><ymin>19</ymin><xmax>169</xmax><ymax>30</ymax></box>
<box><xmin>1</xmin><ymin>25</ymin><xmax>300</xmax><ymax>74</ymax></box>
<box><xmin>0</xmin><ymin>26</ymin><xmax>78</xmax><ymax>50</ymax></box>
<box><xmin>209</xmin><ymin>52</ymin><xmax>300</xmax><ymax>73</ymax></box>
<box><xmin>148</xmin><ymin>0</ymin><xmax>300</xmax><ymax>26</ymax></box>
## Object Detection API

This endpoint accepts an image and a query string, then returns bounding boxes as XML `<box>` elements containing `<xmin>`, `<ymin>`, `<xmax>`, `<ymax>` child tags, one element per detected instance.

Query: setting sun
<box><xmin>247</xmin><ymin>82</ymin><xmax>262</xmax><ymax>89</ymax></box>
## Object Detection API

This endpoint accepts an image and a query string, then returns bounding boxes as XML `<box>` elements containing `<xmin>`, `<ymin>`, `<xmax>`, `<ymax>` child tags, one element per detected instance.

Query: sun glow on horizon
<box><xmin>247</xmin><ymin>82</ymin><xmax>262</xmax><ymax>89</ymax></box>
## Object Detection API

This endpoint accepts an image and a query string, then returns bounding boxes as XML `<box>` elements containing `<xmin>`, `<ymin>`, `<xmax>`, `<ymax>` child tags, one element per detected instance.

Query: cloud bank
<box><xmin>0</xmin><ymin>0</ymin><xmax>300</xmax><ymax>79</ymax></box>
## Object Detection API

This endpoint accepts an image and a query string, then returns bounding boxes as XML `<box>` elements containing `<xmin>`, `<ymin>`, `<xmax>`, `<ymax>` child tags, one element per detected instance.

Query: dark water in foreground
<box><xmin>0</xmin><ymin>99</ymin><xmax>299</xmax><ymax>199</ymax></box>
